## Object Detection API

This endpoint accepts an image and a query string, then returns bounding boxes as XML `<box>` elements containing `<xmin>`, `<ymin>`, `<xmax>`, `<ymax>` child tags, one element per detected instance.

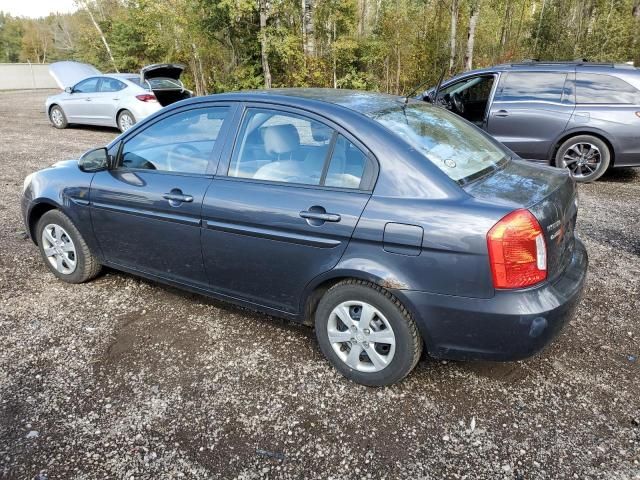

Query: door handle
<box><xmin>85</xmin><ymin>98</ymin><xmax>92</xmax><ymax>102</ymax></box>
<box><xmin>300</xmin><ymin>210</ymin><xmax>341</xmax><ymax>222</ymax></box>
<box><xmin>495</xmin><ymin>109</ymin><xmax>509</xmax><ymax>117</ymax></box>
<box><xmin>163</xmin><ymin>192</ymin><xmax>193</xmax><ymax>203</ymax></box>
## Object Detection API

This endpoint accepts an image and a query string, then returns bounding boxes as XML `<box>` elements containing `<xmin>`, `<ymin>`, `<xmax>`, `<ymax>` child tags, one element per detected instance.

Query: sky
<box><xmin>0</xmin><ymin>0</ymin><xmax>78</xmax><ymax>18</ymax></box>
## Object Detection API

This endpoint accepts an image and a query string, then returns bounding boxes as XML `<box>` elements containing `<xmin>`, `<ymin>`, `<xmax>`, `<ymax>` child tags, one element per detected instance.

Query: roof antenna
<box><xmin>403</xmin><ymin>67</ymin><xmax>447</xmax><ymax>107</ymax></box>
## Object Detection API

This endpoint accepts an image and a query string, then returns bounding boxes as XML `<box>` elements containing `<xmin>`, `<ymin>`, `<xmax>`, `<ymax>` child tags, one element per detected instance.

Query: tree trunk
<box><xmin>77</xmin><ymin>0</ymin><xmax>118</xmax><ymax>72</ymax></box>
<box><xmin>633</xmin><ymin>0</ymin><xmax>640</xmax><ymax>65</ymax></box>
<box><xmin>259</xmin><ymin>0</ymin><xmax>271</xmax><ymax>88</ymax></box>
<box><xmin>533</xmin><ymin>0</ymin><xmax>547</xmax><ymax>58</ymax></box>
<box><xmin>464</xmin><ymin>1</ymin><xmax>479</xmax><ymax>71</ymax></box>
<box><xmin>449</xmin><ymin>0</ymin><xmax>458</xmax><ymax>73</ymax></box>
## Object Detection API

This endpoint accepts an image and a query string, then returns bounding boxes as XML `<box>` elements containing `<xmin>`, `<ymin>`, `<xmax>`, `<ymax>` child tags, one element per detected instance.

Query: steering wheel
<box><xmin>452</xmin><ymin>92</ymin><xmax>465</xmax><ymax>114</ymax></box>
<box><xmin>167</xmin><ymin>143</ymin><xmax>202</xmax><ymax>173</ymax></box>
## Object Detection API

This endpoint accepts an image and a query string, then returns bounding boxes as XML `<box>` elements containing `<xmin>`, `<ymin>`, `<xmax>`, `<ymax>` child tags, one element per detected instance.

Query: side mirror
<box><xmin>79</xmin><ymin>147</ymin><xmax>110</xmax><ymax>172</ymax></box>
<box><xmin>65</xmin><ymin>86</ymin><xmax>73</xmax><ymax>94</ymax></box>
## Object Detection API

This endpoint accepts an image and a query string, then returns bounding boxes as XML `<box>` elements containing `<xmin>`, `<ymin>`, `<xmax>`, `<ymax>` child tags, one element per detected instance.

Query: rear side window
<box><xmin>576</xmin><ymin>73</ymin><xmax>640</xmax><ymax>104</ymax></box>
<box><xmin>99</xmin><ymin>78</ymin><xmax>125</xmax><ymax>92</ymax></box>
<box><xmin>497</xmin><ymin>72</ymin><xmax>567</xmax><ymax>102</ymax></box>
<box><xmin>120</xmin><ymin>107</ymin><xmax>228</xmax><ymax>174</ymax></box>
<box><xmin>228</xmin><ymin>108</ymin><xmax>372</xmax><ymax>189</ymax></box>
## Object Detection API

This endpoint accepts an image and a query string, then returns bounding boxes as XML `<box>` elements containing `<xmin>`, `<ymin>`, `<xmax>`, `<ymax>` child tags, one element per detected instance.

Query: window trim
<box><xmin>217</xmin><ymin>102</ymin><xmax>378</xmax><ymax>192</ymax></box>
<box><xmin>114</xmin><ymin>105</ymin><xmax>234</xmax><ymax>177</ymax></box>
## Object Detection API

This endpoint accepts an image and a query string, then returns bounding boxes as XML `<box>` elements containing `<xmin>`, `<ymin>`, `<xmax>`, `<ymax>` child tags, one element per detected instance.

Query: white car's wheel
<box><xmin>49</xmin><ymin>105</ymin><xmax>68</xmax><ymax>129</ymax></box>
<box><xmin>117</xmin><ymin>110</ymin><xmax>136</xmax><ymax>132</ymax></box>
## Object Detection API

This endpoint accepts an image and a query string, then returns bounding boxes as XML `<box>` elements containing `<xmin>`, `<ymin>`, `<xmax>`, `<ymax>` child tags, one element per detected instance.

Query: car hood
<box><xmin>141</xmin><ymin>63</ymin><xmax>185</xmax><ymax>82</ymax></box>
<box><xmin>49</xmin><ymin>61</ymin><xmax>102</xmax><ymax>89</ymax></box>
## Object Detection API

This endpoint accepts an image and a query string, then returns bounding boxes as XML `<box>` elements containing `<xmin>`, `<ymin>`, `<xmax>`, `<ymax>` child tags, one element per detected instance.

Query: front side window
<box><xmin>497</xmin><ymin>72</ymin><xmax>567</xmax><ymax>102</ymax></box>
<box><xmin>73</xmin><ymin>77</ymin><xmax>100</xmax><ymax>93</ymax></box>
<box><xmin>369</xmin><ymin>104</ymin><xmax>507</xmax><ymax>183</ymax></box>
<box><xmin>576</xmin><ymin>73</ymin><xmax>640</xmax><ymax>104</ymax></box>
<box><xmin>99</xmin><ymin>78</ymin><xmax>126</xmax><ymax>93</ymax></box>
<box><xmin>120</xmin><ymin>107</ymin><xmax>228</xmax><ymax>174</ymax></box>
<box><xmin>228</xmin><ymin>109</ymin><xmax>334</xmax><ymax>186</ymax></box>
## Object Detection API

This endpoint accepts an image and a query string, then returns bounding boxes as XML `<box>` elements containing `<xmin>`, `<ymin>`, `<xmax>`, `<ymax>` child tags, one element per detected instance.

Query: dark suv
<box><xmin>421</xmin><ymin>61</ymin><xmax>640</xmax><ymax>182</ymax></box>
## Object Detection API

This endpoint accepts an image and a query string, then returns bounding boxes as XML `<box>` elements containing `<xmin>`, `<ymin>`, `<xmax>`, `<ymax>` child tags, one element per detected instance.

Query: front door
<box><xmin>487</xmin><ymin>70</ymin><xmax>576</xmax><ymax>160</ymax></box>
<box><xmin>201</xmin><ymin>106</ymin><xmax>375</xmax><ymax>314</ymax></box>
<box><xmin>90</xmin><ymin>105</ymin><xmax>231</xmax><ymax>286</ymax></box>
<box><xmin>65</xmin><ymin>76</ymin><xmax>101</xmax><ymax>122</ymax></box>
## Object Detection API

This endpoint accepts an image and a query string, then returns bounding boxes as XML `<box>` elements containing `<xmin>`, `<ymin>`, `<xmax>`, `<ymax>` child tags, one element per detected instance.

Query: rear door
<box><xmin>487</xmin><ymin>70</ymin><xmax>576</xmax><ymax>160</ymax></box>
<box><xmin>91</xmin><ymin>77</ymin><xmax>126</xmax><ymax>125</ymax></box>
<box><xmin>201</xmin><ymin>105</ymin><xmax>376</xmax><ymax>314</ymax></box>
<box><xmin>90</xmin><ymin>105</ymin><xmax>232</xmax><ymax>286</ymax></box>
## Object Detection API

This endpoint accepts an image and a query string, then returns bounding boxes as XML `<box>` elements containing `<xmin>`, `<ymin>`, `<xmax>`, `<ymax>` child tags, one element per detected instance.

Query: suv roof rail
<box><xmin>509</xmin><ymin>59</ymin><xmax>636</xmax><ymax>69</ymax></box>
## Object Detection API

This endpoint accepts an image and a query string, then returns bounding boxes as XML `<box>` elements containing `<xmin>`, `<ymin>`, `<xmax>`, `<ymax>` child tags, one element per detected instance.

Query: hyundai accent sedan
<box><xmin>21</xmin><ymin>89</ymin><xmax>588</xmax><ymax>386</ymax></box>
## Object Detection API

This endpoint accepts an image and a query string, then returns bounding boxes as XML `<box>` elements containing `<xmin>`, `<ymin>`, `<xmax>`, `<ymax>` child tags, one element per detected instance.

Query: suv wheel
<box><xmin>36</xmin><ymin>210</ymin><xmax>102</xmax><ymax>283</ymax></box>
<box><xmin>315</xmin><ymin>280</ymin><xmax>423</xmax><ymax>386</ymax></box>
<box><xmin>555</xmin><ymin>135</ymin><xmax>610</xmax><ymax>182</ymax></box>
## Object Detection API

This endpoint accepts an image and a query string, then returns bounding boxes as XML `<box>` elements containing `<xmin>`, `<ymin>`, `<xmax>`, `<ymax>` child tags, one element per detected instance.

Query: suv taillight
<box><xmin>487</xmin><ymin>209</ymin><xmax>547</xmax><ymax>289</ymax></box>
<box><xmin>136</xmin><ymin>94</ymin><xmax>157</xmax><ymax>102</ymax></box>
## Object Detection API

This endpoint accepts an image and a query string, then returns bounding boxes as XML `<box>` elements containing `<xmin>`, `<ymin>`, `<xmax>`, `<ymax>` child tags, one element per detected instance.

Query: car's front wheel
<box><xmin>49</xmin><ymin>105</ymin><xmax>68</xmax><ymax>129</ymax></box>
<box><xmin>36</xmin><ymin>210</ymin><xmax>101</xmax><ymax>283</ymax></box>
<box><xmin>315</xmin><ymin>280</ymin><xmax>423</xmax><ymax>386</ymax></box>
<box><xmin>555</xmin><ymin>135</ymin><xmax>610</xmax><ymax>182</ymax></box>
<box><xmin>117</xmin><ymin>109</ymin><xmax>136</xmax><ymax>132</ymax></box>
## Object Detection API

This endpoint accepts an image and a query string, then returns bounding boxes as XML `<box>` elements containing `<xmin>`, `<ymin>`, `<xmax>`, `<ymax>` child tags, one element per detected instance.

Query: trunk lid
<box><xmin>465</xmin><ymin>160</ymin><xmax>577</xmax><ymax>281</ymax></box>
<box><xmin>49</xmin><ymin>61</ymin><xmax>102</xmax><ymax>90</ymax></box>
<box><xmin>140</xmin><ymin>63</ymin><xmax>191</xmax><ymax>107</ymax></box>
<box><xmin>140</xmin><ymin>63</ymin><xmax>185</xmax><ymax>82</ymax></box>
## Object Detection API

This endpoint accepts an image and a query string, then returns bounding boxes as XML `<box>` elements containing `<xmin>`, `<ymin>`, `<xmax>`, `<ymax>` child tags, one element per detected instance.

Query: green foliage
<box><xmin>1</xmin><ymin>0</ymin><xmax>638</xmax><ymax>93</ymax></box>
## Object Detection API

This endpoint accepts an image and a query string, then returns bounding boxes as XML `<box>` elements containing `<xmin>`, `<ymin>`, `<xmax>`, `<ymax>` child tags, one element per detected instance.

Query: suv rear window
<box><xmin>368</xmin><ymin>104</ymin><xmax>508</xmax><ymax>183</ymax></box>
<box><xmin>497</xmin><ymin>72</ymin><xmax>567</xmax><ymax>102</ymax></box>
<box><xmin>576</xmin><ymin>73</ymin><xmax>640</xmax><ymax>104</ymax></box>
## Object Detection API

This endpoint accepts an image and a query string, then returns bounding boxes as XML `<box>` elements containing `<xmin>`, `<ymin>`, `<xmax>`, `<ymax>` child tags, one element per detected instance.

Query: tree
<box><xmin>464</xmin><ymin>0</ymin><xmax>480</xmax><ymax>70</ymax></box>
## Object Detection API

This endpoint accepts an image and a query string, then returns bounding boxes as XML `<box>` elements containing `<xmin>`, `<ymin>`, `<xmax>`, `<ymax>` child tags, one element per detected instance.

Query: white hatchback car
<box><xmin>46</xmin><ymin>62</ymin><xmax>192</xmax><ymax>132</ymax></box>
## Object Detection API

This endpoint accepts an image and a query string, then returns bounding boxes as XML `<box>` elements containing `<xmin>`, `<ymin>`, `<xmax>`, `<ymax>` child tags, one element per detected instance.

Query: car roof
<box><xmin>182</xmin><ymin>88</ymin><xmax>412</xmax><ymax>116</ymax></box>
<box><xmin>458</xmin><ymin>61</ymin><xmax>638</xmax><ymax>76</ymax></box>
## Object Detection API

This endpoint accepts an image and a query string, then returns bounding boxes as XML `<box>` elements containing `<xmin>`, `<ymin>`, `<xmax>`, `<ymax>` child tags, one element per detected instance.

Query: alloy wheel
<box><xmin>41</xmin><ymin>223</ymin><xmax>77</xmax><ymax>275</ymax></box>
<box><xmin>327</xmin><ymin>301</ymin><xmax>396</xmax><ymax>372</ymax></box>
<box><xmin>51</xmin><ymin>108</ymin><xmax>63</xmax><ymax>127</ymax></box>
<box><xmin>561</xmin><ymin>142</ymin><xmax>602</xmax><ymax>179</ymax></box>
<box><xmin>119</xmin><ymin>113</ymin><xmax>134</xmax><ymax>131</ymax></box>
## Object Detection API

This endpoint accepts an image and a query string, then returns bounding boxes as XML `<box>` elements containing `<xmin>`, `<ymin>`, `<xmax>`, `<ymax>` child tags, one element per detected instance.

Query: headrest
<box><xmin>263</xmin><ymin>124</ymin><xmax>300</xmax><ymax>155</ymax></box>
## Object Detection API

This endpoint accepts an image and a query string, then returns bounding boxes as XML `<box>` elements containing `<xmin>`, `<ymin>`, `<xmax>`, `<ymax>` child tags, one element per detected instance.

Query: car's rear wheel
<box><xmin>117</xmin><ymin>109</ymin><xmax>136</xmax><ymax>132</ymax></box>
<box><xmin>555</xmin><ymin>135</ymin><xmax>610</xmax><ymax>182</ymax></box>
<box><xmin>36</xmin><ymin>210</ymin><xmax>101</xmax><ymax>283</ymax></box>
<box><xmin>315</xmin><ymin>280</ymin><xmax>422</xmax><ymax>386</ymax></box>
<box><xmin>49</xmin><ymin>105</ymin><xmax>68</xmax><ymax>129</ymax></box>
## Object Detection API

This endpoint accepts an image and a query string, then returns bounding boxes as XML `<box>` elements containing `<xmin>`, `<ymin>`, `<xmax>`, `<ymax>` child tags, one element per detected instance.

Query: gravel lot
<box><xmin>0</xmin><ymin>89</ymin><xmax>639</xmax><ymax>479</ymax></box>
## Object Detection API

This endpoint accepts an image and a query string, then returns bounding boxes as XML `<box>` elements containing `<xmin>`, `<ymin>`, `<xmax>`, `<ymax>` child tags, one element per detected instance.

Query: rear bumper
<box><xmin>401</xmin><ymin>238</ymin><xmax>588</xmax><ymax>361</ymax></box>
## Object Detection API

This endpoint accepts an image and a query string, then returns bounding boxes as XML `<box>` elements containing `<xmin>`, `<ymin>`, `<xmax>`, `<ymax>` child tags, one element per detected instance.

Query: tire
<box><xmin>49</xmin><ymin>105</ymin><xmax>68</xmax><ymax>129</ymax></box>
<box><xmin>36</xmin><ymin>210</ymin><xmax>101</xmax><ymax>284</ymax></box>
<box><xmin>315</xmin><ymin>279</ymin><xmax>423</xmax><ymax>386</ymax></box>
<box><xmin>555</xmin><ymin>135</ymin><xmax>610</xmax><ymax>183</ymax></box>
<box><xmin>117</xmin><ymin>109</ymin><xmax>136</xmax><ymax>132</ymax></box>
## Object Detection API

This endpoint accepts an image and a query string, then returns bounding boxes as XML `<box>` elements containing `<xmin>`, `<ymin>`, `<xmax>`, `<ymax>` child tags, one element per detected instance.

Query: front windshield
<box><xmin>368</xmin><ymin>103</ymin><xmax>508</xmax><ymax>182</ymax></box>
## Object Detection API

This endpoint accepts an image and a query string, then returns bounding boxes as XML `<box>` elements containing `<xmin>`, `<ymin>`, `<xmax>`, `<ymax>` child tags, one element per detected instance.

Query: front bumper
<box><xmin>401</xmin><ymin>238</ymin><xmax>588</xmax><ymax>361</ymax></box>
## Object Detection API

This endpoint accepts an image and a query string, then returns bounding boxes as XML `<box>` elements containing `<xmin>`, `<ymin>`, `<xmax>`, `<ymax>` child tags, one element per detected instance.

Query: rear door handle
<box><xmin>85</xmin><ymin>98</ymin><xmax>92</xmax><ymax>102</ymax></box>
<box><xmin>163</xmin><ymin>192</ymin><xmax>193</xmax><ymax>203</ymax></box>
<box><xmin>300</xmin><ymin>210</ymin><xmax>341</xmax><ymax>222</ymax></box>
<box><xmin>495</xmin><ymin>109</ymin><xmax>509</xmax><ymax>117</ymax></box>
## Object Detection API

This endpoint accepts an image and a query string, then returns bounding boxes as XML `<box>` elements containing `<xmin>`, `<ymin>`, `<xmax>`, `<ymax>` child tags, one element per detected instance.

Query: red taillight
<box><xmin>136</xmin><ymin>94</ymin><xmax>157</xmax><ymax>102</ymax></box>
<box><xmin>487</xmin><ymin>209</ymin><xmax>547</xmax><ymax>289</ymax></box>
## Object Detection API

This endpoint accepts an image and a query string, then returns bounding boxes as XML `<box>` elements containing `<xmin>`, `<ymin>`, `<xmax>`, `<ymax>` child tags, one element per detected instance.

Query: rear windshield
<box><xmin>148</xmin><ymin>78</ymin><xmax>183</xmax><ymax>89</ymax></box>
<box><xmin>368</xmin><ymin>104</ymin><xmax>508</xmax><ymax>183</ymax></box>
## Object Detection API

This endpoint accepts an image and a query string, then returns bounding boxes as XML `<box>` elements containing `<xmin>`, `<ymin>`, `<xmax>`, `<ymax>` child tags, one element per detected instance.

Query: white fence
<box><xmin>0</xmin><ymin>63</ymin><xmax>59</xmax><ymax>90</ymax></box>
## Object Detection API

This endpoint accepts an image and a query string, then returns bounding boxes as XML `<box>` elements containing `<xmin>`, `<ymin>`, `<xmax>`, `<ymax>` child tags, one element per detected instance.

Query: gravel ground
<box><xmin>0</xmin><ymin>90</ymin><xmax>638</xmax><ymax>480</ymax></box>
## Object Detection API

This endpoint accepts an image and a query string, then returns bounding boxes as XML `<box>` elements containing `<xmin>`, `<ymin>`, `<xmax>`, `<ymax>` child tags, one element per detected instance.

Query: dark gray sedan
<box><xmin>21</xmin><ymin>89</ymin><xmax>588</xmax><ymax>386</ymax></box>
